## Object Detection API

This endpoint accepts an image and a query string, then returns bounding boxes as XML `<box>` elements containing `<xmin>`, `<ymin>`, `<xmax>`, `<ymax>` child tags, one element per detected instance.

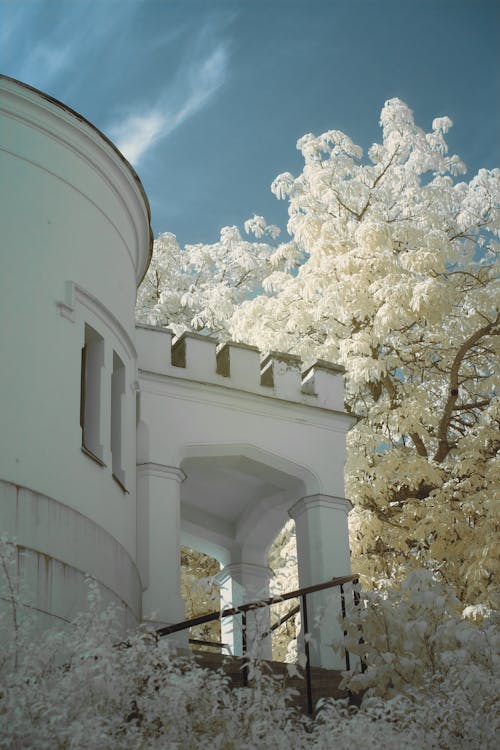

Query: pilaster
<box><xmin>136</xmin><ymin>462</ymin><xmax>187</xmax><ymax>642</ymax></box>
<box><xmin>289</xmin><ymin>494</ymin><xmax>353</xmax><ymax>668</ymax></box>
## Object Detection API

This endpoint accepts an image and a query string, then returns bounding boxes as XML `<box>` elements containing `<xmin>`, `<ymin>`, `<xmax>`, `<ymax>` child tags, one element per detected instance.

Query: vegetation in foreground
<box><xmin>1</xmin><ymin>538</ymin><xmax>498</xmax><ymax>750</ymax></box>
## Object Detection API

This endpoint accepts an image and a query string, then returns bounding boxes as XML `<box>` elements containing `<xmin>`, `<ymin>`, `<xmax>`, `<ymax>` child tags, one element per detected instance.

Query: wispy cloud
<box><xmin>1</xmin><ymin>0</ymin><xmax>140</xmax><ymax>92</ymax></box>
<box><xmin>1</xmin><ymin>2</ymin><xmax>232</xmax><ymax>166</ymax></box>
<box><xmin>109</xmin><ymin>43</ymin><xmax>229</xmax><ymax>166</ymax></box>
<box><xmin>109</xmin><ymin>112</ymin><xmax>167</xmax><ymax>165</ymax></box>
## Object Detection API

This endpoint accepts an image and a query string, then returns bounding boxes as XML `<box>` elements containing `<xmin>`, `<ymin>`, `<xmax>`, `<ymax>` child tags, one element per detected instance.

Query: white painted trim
<box><xmin>216</xmin><ymin>562</ymin><xmax>274</xmax><ymax>587</ymax></box>
<box><xmin>57</xmin><ymin>281</ymin><xmax>137</xmax><ymax>360</ymax></box>
<box><xmin>180</xmin><ymin>529</ymin><xmax>230</xmax><ymax>568</ymax></box>
<box><xmin>181</xmin><ymin>442</ymin><xmax>320</xmax><ymax>495</ymax></box>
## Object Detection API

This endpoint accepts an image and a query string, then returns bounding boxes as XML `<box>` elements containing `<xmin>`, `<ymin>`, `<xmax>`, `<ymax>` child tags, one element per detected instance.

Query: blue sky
<box><xmin>1</xmin><ymin>0</ymin><xmax>498</xmax><ymax>245</ymax></box>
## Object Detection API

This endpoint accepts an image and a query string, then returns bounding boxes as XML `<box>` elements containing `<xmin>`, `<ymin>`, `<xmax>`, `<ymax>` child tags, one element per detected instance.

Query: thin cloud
<box><xmin>1</xmin><ymin>1</ymin><xmax>140</xmax><ymax>91</ymax></box>
<box><xmin>28</xmin><ymin>43</ymin><xmax>73</xmax><ymax>82</ymax></box>
<box><xmin>2</xmin><ymin>3</ymin><xmax>232</xmax><ymax>165</ymax></box>
<box><xmin>109</xmin><ymin>43</ymin><xmax>229</xmax><ymax>166</ymax></box>
<box><xmin>111</xmin><ymin>112</ymin><xmax>167</xmax><ymax>165</ymax></box>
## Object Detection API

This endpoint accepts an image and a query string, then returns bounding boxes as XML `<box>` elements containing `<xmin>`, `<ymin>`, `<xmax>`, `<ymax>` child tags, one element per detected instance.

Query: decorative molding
<box><xmin>136</xmin><ymin>462</ymin><xmax>186</xmax><ymax>483</ymax></box>
<box><xmin>139</xmin><ymin>371</ymin><xmax>355</xmax><ymax>432</ymax></box>
<box><xmin>215</xmin><ymin>562</ymin><xmax>274</xmax><ymax>587</ymax></box>
<box><xmin>81</xmin><ymin>444</ymin><xmax>106</xmax><ymax>467</ymax></box>
<box><xmin>288</xmin><ymin>494</ymin><xmax>353</xmax><ymax>521</ymax></box>
<box><xmin>57</xmin><ymin>281</ymin><xmax>137</xmax><ymax>360</ymax></box>
<box><xmin>181</xmin><ymin>442</ymin><xmax>319</xmax><ymax>494</ymax></box>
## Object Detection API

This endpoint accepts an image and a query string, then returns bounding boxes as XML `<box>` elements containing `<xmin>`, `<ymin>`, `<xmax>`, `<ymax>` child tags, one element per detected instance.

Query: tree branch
<box><xmin>433</xmin><ymin>316</ymin><xmax>499</xmax><ymax>463</ymax></box>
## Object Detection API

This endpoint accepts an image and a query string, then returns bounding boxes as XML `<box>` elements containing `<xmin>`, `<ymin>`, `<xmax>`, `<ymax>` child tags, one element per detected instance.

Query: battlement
<box><xmin>136</xmin><ymin>325</ymin><xmax>345</xmax><ymax>412</ymax></box>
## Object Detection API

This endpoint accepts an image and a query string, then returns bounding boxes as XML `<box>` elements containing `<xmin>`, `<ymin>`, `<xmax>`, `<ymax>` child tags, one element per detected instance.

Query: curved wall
<box><xmin>0</xmin><ymin>77</ymin><xmax>152</xmax><ymax>625</ymax></box>
<box><xmin>0</xmin><ymin>479</ymin><xmax>141</xmax><ymax>628</ymax></box>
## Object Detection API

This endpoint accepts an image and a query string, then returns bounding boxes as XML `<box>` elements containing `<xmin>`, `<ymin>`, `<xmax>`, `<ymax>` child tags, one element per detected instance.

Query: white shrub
<box><xmin>1</xmin><ymin>540</ymin><xmax>497</xmax><ymax>749</ymax></box>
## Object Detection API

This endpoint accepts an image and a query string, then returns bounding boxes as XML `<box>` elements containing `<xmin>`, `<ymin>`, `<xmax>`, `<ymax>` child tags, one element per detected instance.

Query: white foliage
<box><xmin>228</xmin><ymin>100</ymin><xmax>499</xmax><ymax>606</ymax></box>
<box><xmin>136</xmin><ymin>223</ymin><xmax>300</xmax><ymax>339</ymax></box>
<box><xmin>340</xmin><ymin>570</ymin><xmax>499</xmax><ymax>748</ymax></box>
<box><xmin>1</xmin><ymin>540</ymin><xmax>497</xmax><ymax>749</ymax></box>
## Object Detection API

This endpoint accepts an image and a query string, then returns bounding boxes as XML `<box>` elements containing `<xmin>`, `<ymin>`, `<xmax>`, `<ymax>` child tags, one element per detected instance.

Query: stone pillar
<box><xmin>217</xmin><ymin>562</ymin><xmax>273</xmax><ymax>659</ymax></box>
<box><xmin>137</xmin><ymin>462</ymin><xmax>187</xmax><ymax>644</ymax></box>
<box><xmin>289</xmin><ymin>494</ymin><xmax>352</xmax><ymax>669</ymax></box>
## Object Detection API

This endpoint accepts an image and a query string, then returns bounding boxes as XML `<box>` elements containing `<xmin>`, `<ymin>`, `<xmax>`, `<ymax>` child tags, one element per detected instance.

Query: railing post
<box><xmin>241</xmin><ymin>610</ymin><xmax>248</xmax><ymax>687</ymax></box>
<box><xmin>352</xmin><ymin>578</ymin><xmax>367</xmax><ymax>673</ymax></box>
<box><xmin>301</xmin><ymin>593</ymin><xmax>314</xmax><ymax>715</ymax></box>
<box><xmin>340</xmin><ymin>583</ymin><xmax>350</xmax><ymax>672</ymax></box>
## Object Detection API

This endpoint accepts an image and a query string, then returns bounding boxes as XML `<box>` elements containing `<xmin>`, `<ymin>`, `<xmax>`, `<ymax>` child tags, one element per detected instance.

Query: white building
<box><xmin>0</xmin><ymin>76</ymin><xmax>355</xmax><ymax>667</ymax></box>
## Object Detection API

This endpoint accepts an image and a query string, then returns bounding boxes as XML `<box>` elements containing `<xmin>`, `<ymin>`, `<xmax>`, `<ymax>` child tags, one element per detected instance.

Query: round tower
<box><xmin>0</xmin><ymin>76</ymin><xmax>152</xmax><ymax>630</ymax></box>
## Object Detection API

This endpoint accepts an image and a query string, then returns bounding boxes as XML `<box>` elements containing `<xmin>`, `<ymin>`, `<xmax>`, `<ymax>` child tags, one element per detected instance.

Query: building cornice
<box><xmin>138</xmin><ymin>369</ymin><xmax>356</xmax><ymax>433</ymax></box>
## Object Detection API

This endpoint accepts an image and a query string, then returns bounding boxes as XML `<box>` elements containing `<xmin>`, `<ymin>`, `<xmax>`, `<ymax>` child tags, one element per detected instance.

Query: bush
<box><xmin>1</xmin><ymin>538</ymin><xmax>498</xmax><ymax>749</ymax></box>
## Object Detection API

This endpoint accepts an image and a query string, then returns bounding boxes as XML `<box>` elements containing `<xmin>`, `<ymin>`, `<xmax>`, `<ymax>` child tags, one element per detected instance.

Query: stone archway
<box><xmin>178</xmin><ymin>444</ymin><xmax>321</xmax><ymax>657</ymax></box>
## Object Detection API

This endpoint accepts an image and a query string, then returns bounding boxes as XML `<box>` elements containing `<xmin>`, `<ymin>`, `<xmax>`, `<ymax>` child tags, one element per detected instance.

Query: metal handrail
<box><xmin>156</xmin><ymin>574</ymin><xmax>357</xmax><ymax>637</ymax></box>
<box><xmin>267</xmin><ymin>603</ymin><xmax>300</xmax><ymax>634</ymax></box>
<box><xmin>157</xmin><ymin>573</ymin><xmax>363</xmax><ymax>715</ymax></box>
<box><xmin>188</xmin><ymin>637</ymin><xmax>229</xmax><ymax>651</ymax></box>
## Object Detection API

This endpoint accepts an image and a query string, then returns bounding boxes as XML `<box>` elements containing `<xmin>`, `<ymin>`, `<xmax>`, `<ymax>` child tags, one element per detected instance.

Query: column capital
<box><xmin>136</xmin><ymin>462</ymin><xmax>186</xmax><ymax>483</ymax></box>
<box><xmin>288</xmin><ymin>494</ymin><xmax>353</xmax><ymax>520</ymax></box>
<box><xmin>215</xmin><ymin>562</ymin><xmax>274</xmax><ymax>588</ymax></box>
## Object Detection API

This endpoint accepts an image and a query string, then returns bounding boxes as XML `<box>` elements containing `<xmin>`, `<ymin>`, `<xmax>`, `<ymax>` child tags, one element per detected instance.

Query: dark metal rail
<box><xmin>188</xmin><ymin>637</ymin><xmax>229</xmax><ymax>651</ymax></box>
<box><xmin>156</xmin><ymin>574</ymin><xmax>358</xmax><ymax>636</ymax></box>
<box><xmin>267</xmin><ymin>603</ymin><xmax>301</xmax><ymax>634</ymax></box>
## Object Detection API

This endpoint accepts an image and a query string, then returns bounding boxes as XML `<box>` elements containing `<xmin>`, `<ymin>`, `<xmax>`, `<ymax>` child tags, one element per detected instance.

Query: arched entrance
<box><xmin>178</xmin><ymin>445</ymin><xmax>318</xmax><ymax>657</ymax></box>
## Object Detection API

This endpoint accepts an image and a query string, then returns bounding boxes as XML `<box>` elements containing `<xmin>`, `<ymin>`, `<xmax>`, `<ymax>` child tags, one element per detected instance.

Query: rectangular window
<box><xmin>111</xmin><ymin>351</ymin><xmax>126</xmax><ymax>489</ymax></box>
<box><xmin>80</xmin><ymin>324</ymin><xmax>104</xmax><ymax>463</ymax></box>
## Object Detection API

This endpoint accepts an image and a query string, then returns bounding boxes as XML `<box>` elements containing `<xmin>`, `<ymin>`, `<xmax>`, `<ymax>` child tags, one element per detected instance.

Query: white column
<box><xmin>137</xmin><ymin>462</ymin><xmax>187</xmax><ymax>643</ymax></box>
<box><xmin>289</xmin><ymin>494</ymin><xmax>352</xmax><ymax>669</ymax></box>
<box><xmin>217</xmin><ymin>562</ymin><xmax>273</xmax><ymax>659</ymax></box>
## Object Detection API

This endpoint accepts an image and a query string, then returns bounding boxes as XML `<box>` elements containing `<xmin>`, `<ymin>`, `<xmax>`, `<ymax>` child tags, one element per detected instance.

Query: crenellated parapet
<box><xmin>136</xmin><ymin>325</ymin><xmax>345</xmax><ymax>412</ymax></box>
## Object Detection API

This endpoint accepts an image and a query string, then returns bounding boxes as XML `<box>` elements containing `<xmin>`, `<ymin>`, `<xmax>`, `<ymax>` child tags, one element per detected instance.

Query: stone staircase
<box><xmin>190</xmin><ymin>650</ymin><xmax>350</xmax><ymax>713</ymax></box>
<box><xmin>159</xmin><ymin>576</ymin><xmax>364</xmax><ymax>714</ymax></box>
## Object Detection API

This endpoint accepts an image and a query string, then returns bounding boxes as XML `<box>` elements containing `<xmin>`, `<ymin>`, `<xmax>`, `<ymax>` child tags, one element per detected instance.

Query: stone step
<box><xmin>190</xmin><ymin>650</ymin><xmax>348</xmax><ymax>712</ymax></box>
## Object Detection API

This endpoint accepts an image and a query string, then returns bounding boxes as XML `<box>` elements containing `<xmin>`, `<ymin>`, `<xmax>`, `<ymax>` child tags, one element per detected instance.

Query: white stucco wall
<box><xmin>0</xmin><ymin>479</ymin><xmax>141</xmax><ymax>627</ymax></box>
<box><xmin>136</xmin><ymin>325</ymin><xmax>352</xmax><ymax>513</ymax></box>
<box><xmin>136</xmin><ymin>325</ymin><xmax>356</xmax><ymax>636</ymax></box>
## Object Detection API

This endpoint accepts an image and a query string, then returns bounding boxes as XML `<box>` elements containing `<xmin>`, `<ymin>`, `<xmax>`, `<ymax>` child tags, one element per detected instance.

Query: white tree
<box><xmin>232</xmin><ymin>100</ymin><xmax>499</xmax><ymax>605</ymax></box>
<box><xmin>136</xmin><ymin>220</ymin><xmax>300</xmax><ymax>338</ymax></box>
<box><xmin>138</xmin><ymin>99</ymin><xmax>499</xmax><ymax>607</ymax></box>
